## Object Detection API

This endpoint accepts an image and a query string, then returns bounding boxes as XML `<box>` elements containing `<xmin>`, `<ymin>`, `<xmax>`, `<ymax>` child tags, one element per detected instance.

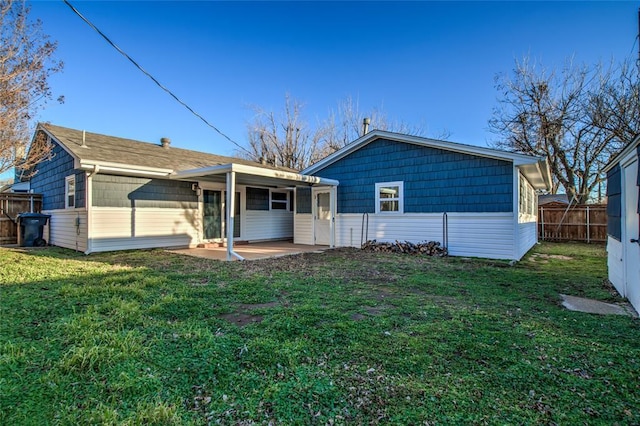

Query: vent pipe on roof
<box><xmin>362</xmin><ymin>117</ymin><xmax>371</xmax><ymax>135</ymax></box>
<box><xmin>81</xmin><ymin>130</ymin><xmax>87</xmax><ymax>148</ymax></box>
<box><xmin>160</xmin><ymin>137</ymin><xmax>171</xmax><ymax>149</ymax></box>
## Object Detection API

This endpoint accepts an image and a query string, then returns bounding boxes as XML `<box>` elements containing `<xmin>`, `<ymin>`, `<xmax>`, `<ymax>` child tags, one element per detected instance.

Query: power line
<box><xmin>61</xmin><ymin>0</ymin><xmax>252</xmax><ymax>156</ymax></box>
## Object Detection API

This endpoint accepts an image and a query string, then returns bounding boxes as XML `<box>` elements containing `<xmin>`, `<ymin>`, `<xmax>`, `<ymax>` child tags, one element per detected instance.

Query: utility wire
<box><xmin>62</xmin><ymin>0</ymin><xmax>252</xmax><ymax>156</ymax></box>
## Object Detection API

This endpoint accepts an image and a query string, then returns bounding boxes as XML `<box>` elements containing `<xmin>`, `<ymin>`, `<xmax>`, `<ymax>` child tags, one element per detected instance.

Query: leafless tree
<box><xmin>243</xmin><ymin>94</ymin><xmax>324</xmax><ymax>170</ymax></box>
<box><xmin>315</xmin><ymin>95</ymin><xmax>435</xmax><ymax>159</ymax></box>
<box><xmin>489</xmin><ymin>57</ymin><xmax>639</xmax><ymax>203</ymax></box>
<box><xmin>0</xmin><ymin>0</ymin><xmax>63</xmax><ymax>176</ymax></box>
<box><xmin>242</xmin><ymin>94</ymin><xmax>440</xmax><ymax>170</ymax></box>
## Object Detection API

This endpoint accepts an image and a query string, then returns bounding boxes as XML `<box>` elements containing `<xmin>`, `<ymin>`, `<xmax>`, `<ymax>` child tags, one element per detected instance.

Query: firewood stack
<box><xmin>361</xmin><ymin>240</ymin><xmax>448</xmax><ymax>257</ymax></box>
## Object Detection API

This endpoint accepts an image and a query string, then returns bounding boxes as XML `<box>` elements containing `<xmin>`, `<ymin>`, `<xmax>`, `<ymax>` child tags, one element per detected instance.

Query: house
<box><xmin>604</xmin><ymin>135</ymin><xmax>640</xmax><ymax>312</ymax></box>
<box><xmin>538</xmin><ymin>193</ymin><xmax>569</xmax><ymax>206</ymax></box>
<box><xmin>25</xmin><ymin>123</ymin><xmax>337</xmax><ymax>259</ymax></box>
<box><xmin>24</xmin><ymin>124</ymin><xmax>550</xmax><ymax>261</ymax></box>
<box><xmin>298</xmin><ymin>130</ymin><xmax>551</xmax><ymax>260</ymax></box>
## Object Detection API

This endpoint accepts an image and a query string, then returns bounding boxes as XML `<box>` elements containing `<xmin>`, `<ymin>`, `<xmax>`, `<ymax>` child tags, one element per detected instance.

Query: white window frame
<box><xmin>375</xmin><ymin>181</ymin><xmax>404</xmax><ymax>214</ymax></box>
<box><xmin>65</xmin><ymin>175</ymin><xmax>76</xmax><ymax>209</ymax></box>
<box><xmin>270</xmin><ymin>190</ymin><xmax>289</xmax><ymax>211</ymax></box>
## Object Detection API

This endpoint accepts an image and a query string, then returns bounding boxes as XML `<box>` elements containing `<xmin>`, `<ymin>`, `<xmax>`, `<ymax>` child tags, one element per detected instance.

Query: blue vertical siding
<box><xmin>29</xmin><ymin>136</ymin><xmax>85</xmax><ymax>210</ymax></box>
<box><xmin>607</xmin><ymin>164</ymin><xmax>622</xmax><ymax>241</ymax></box>
<box><xmin>311</xmin><ymin>138</ymin><xmax>513</xmax><ymax>213</ymax></box>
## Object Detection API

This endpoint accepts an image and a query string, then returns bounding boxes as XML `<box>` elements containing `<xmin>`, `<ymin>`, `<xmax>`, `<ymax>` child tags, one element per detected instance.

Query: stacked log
<box><xmin>361</xmin><ymin>240</ymin><xmax>448</xmax><ymax>257</ymax></box>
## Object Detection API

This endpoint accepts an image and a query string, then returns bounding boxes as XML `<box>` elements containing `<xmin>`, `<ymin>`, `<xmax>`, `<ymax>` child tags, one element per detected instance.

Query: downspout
<box><xmin>85</xmin><ymin>165</ymin><xmax>99</xmax><ymax>254</ymax></box>
<box><xmin>226</xmin><ymin>171</ymin><xmax>244</xmax><ymax>261</ymax></box>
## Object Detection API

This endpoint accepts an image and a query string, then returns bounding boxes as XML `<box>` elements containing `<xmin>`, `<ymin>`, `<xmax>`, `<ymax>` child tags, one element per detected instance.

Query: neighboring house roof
<box><xmin>538</xmin><ymin>194</ymin><xmax>569</xmax><ymax>205</ymax></box>
<box><xmin>38</xmin><ymin>123</ymin><xmax>295</xmax><ymax>174</ymax></box>
<box><xmin>303</xmin><ymin>130</ymin><xmax>552</xmax><ymax>191</ymax></box>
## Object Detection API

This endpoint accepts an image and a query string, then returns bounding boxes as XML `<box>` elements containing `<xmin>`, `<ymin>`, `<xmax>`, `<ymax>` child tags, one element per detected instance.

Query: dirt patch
<box><xmin>529</xmin><ymin>253</ymin><xmax>573</xmax><ymax>262</ymax></box>
<box><xmin>218</xmin><ymin>301</ymin><xmax>280</xmax><ymax>327</ymax></box>
<box><xmin>218</xmin><ymin>312</ymin><xmax>264</xmax><ymax>326</ymax></box>
<box><xmin>351</xmin><ymin>305</ymin><xmax>393</xmax><ymax>321</ymax></box>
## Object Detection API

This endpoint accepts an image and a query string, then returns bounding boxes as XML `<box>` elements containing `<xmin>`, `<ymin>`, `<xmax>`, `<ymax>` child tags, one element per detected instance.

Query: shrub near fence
<box><xmin>0</xmin><ymin>193</ymin><xmax>43</xmax><ymax>245</ymax></box>
<box><xmin>538</xmin><ymin>203</ymin><xmax>607</xmax><ymax>243</ymax></box>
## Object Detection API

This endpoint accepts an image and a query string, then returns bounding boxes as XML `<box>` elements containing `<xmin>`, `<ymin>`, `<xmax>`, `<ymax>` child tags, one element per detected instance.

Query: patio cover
<box><xmin>171</xmin><ymin>163</ymin><xmax>339</xmax><ymax>261</ymax></box>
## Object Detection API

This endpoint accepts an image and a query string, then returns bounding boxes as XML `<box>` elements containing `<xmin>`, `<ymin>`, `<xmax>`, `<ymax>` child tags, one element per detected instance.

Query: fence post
<box><xmin>540</xmin><ymin>207</ymin><xmax>545</xmax><ymax>241</ymax></box>
<box><xmin>586</xmin><ymin>206</ymin><xmax>590</xmax><ymax>244</ymax></box>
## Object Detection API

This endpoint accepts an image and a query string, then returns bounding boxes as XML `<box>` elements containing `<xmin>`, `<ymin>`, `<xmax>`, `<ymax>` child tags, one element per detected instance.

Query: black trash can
<box><xmin>18</xmin><ymin>213</ymin><xmax>51</xmax><ymax>247</ymax></box>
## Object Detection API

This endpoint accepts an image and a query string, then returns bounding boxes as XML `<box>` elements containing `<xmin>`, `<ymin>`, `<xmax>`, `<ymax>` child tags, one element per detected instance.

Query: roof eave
<box><xmin>172</xmin><ymin>163</ymin><xmax>339</xmax><ymax>186</ymax></box>
<box><xmin>303</xmin><ymin>130</ymin><xmax>550</xmax><ymax>175</ymax></box>
<box><xmin>78</xmin><ymin>160</ymin><xmax>173</xmax><ymax>177</ymax></box>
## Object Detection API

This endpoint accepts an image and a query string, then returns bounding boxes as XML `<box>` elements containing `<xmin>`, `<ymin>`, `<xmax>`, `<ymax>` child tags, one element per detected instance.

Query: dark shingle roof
<box><xmin>41</xmin><ymin>123</ymin><xmax>296</xmax><ymax>173</ymax></box>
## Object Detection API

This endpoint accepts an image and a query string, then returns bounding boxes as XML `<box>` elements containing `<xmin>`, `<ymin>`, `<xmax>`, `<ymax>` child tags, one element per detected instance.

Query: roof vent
<box><xmin>160</xmin><ymin>137</ymin><xmax>171</xmax><ymax>149</ymax></box>
<box><xmin>362</xmin><ymin>117</ymin><xmax>371</xmax><ymax>135</ymax></box>
<box><xmin>81</xmin><ymin>130</ymin><xmax>88</xmax><ymax>148</ymax></box>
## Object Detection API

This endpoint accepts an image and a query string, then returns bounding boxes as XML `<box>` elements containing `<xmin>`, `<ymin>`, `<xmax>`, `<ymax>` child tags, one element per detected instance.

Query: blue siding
<box><xmin>92</xmin><ymin>175</ymin><xmax>197</xmax><ymax>208</ymax></box>
<box><xmin>29</xmin><ymin>137</ymin><xmax>85</xmax><ymax>210</ymax></box>
<box><xmin>312</xmin><ymin>138</ymin><xmax>513</xmax><ymax>213</ymax></box>
<box><xmin>296</xmin><ymin>187</ymin><xmax>312</xmax><ymax>214</ymax></box>
<box><xmin>607</xmin><ymin>164</ymin><xmax>622</xmax><ymax>241</ymax></box>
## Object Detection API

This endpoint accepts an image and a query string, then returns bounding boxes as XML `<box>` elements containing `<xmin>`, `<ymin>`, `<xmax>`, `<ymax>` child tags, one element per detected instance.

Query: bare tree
<box><xmin>489</xmin><ymin>57</ymin><xmax>639</xmax><ymax>203</ymax></box>
<box><xmin>242</xmin><ymin>94</ymin><xmax>440</xmax><ymax>170</ymax></box>
<box><xmin>0</xmin><ymin>0</ymin><xmax>63</xmax><ymax>175</ymax></box>
<box><xmin>316</xmin><ymin>95</ymin><xmax>436</xmax><ymax>158</ymax></box>
<box><xmin>243</xmin><ymin>94</ymin><xmax>323</xmax><ymax>170</ymax></box>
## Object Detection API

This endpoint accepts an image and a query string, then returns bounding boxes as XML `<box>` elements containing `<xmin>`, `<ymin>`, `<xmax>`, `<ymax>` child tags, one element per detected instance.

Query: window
<box><xmin>271</xmin><ymin>191</ymin><xmax>289</xmax><ymax>210</ymax></box>
<box><xmin>518</xmin><ymin>175</ymin><xmax>538</xmax><ymax>218</ymax></box>
<box><xmin>65</xmin><ymin>175</ymin><xmax>76</xmax><ymax>209</ymax></box>
<box><xmin>376</xmin><ymin>181</ymin><xmax>403</xmax><ymax>213</ymax></box>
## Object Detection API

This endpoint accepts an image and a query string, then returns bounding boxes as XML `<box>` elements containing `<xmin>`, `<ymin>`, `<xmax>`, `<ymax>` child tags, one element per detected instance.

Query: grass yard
<box><xmin>1</xmin><ymin>242</ymin><xmax>639</xmax><ymax>425</ymax></box>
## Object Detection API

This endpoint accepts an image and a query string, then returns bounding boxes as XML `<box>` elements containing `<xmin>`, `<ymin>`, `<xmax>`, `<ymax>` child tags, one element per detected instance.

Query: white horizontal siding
<box><xmin>332</xmin><ymin>212</ymin><xmax>517</xmax><ymax>260</ymax></box>
<box><xmin>244</xmin><ymin>210</ymin><xmax>293</xmax><ymax>241</ymax></box>
<box><xmin>89</xmin><ymin>207</ymin><xmax>199</xmax><ymax>253</ymax></box>
<box><xmin>517</xmin><ymin>221</ymin><xmax>538</xmax><ymax>259</ymax></box>
<box><xmin>607</xmin><ymin>236</ymin><xmax>625</xmax><ymax>297</ymax></box>
<box><xmin>294</xmin><ymin>213</ymin><xmax>313</xmax><ymax>245</ymax></box>
<box><xmin>43</xmin><ymin>208</ymin><xmax>88</xmax><ymax>252</ymax></box>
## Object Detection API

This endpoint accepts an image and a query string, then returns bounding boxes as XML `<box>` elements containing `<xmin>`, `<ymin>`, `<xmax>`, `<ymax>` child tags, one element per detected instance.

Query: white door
<box><xmin>623</xmin><ymin>159</ymin><xmax>640</xmax><ymax>310</ymax></box>
<box><xmin>314</xmin><ymin>191</ymin><xmax>331</xmax><ymax>245</ymax></box>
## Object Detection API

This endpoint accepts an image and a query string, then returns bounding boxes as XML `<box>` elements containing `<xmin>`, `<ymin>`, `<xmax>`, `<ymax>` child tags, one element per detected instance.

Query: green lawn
<box><xmin>1</xmin><ymin>242</ymin><xmax>638</xmax><ymax>425</ymax></box>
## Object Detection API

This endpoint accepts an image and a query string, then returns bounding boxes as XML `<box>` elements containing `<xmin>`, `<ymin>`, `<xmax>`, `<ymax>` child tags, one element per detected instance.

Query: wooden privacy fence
<box><xmin>538</xmin><ymin>204</ymin><xmax>607</xmax><ymax>243</ymax></box>
<box><xmin>0</xmin><ymin>193</ymin><xmax>43</xmax><ymax>245</ymax></box>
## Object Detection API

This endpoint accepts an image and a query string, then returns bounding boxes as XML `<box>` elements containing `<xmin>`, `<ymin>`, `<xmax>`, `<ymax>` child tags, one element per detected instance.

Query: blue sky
<box><xmin>13</xmin><ymin>1</ymin><xmax>639</xmax><ymax>174</ymax></box>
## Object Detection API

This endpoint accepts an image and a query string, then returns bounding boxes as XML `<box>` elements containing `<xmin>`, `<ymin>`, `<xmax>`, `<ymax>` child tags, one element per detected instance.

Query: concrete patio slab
<box><xmin>168</xmin><ymin>241</ymin><xmax>329</xmax><ymax>261</ymax></box>
<box><xmin>560</xmin><ymin>294</ymin><xmax>638</xmax><ymax>318</ymax></box>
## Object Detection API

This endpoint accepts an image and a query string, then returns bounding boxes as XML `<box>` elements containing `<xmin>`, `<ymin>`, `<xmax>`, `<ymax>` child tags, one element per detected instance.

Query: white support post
<box><xmin>330</xmin><ymin>186</ymin><xmax>336</xmax><ymax>248</ymax></box>
<box><xmin>226</xmin><ymin>171</ymin><xmax>236</xmax><ymax>261</ymax></box>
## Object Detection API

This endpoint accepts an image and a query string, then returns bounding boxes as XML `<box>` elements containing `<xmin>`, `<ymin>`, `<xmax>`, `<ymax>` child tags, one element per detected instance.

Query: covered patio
<box><xmin>172</xmin><ymin>162</ymin><xmax>339</xmax><ymax>261</ymax></box>
<box><xmin>169</xmin><ymin>240</ymin><xmax>330</xmax><ymax>261</ymax></box>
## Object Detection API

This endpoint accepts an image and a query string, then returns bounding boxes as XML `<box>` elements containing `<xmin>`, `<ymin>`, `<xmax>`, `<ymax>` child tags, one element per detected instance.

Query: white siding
<box><xmin>294</xmin><ymin>213</ymin><xmax>313</xmax><ymax>245</ymax></box>
<box><xmin>295</xmin><ymin>212</ymin><xmax>519</xmax><ymax>260</ymax></box>
<box><xmin>244</xmin><ymin>210</ymin><xmax>293</xmax><ymax>241</ymax></box>
<box><xmin>517</xmin><ymin>221</ymin><xmax>538</xmax><ymax>259</ymax></box>
<box><xmin>607</xmin><ymin>235</ymin><xmax>624</xmax><ymax>296</ymax></box>
<box><xmin>43</xmin><ymin>208</ymin><xmax>88</xmax><ymax>252</ymax></box>
<box><xmin>89</xmin><ymin>207</ymin><xmax>199</xmax><ymax>253</ymax></box>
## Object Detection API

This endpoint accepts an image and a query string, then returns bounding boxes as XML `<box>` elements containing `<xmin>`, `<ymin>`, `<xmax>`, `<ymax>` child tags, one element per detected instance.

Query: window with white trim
<box><xmin>375</xmin><ymin>181</ymin><xmax>403</xmax><ymax>213</ymax></box>
<box><xmin>65</xmin><ymin>175</ymin><xmax>76</xmax><ymax>209</ymax></box>
<box><xmin>270</xmin><ymin>190</ymin><xmax>289</xmax><ymax>210</ymax></box>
